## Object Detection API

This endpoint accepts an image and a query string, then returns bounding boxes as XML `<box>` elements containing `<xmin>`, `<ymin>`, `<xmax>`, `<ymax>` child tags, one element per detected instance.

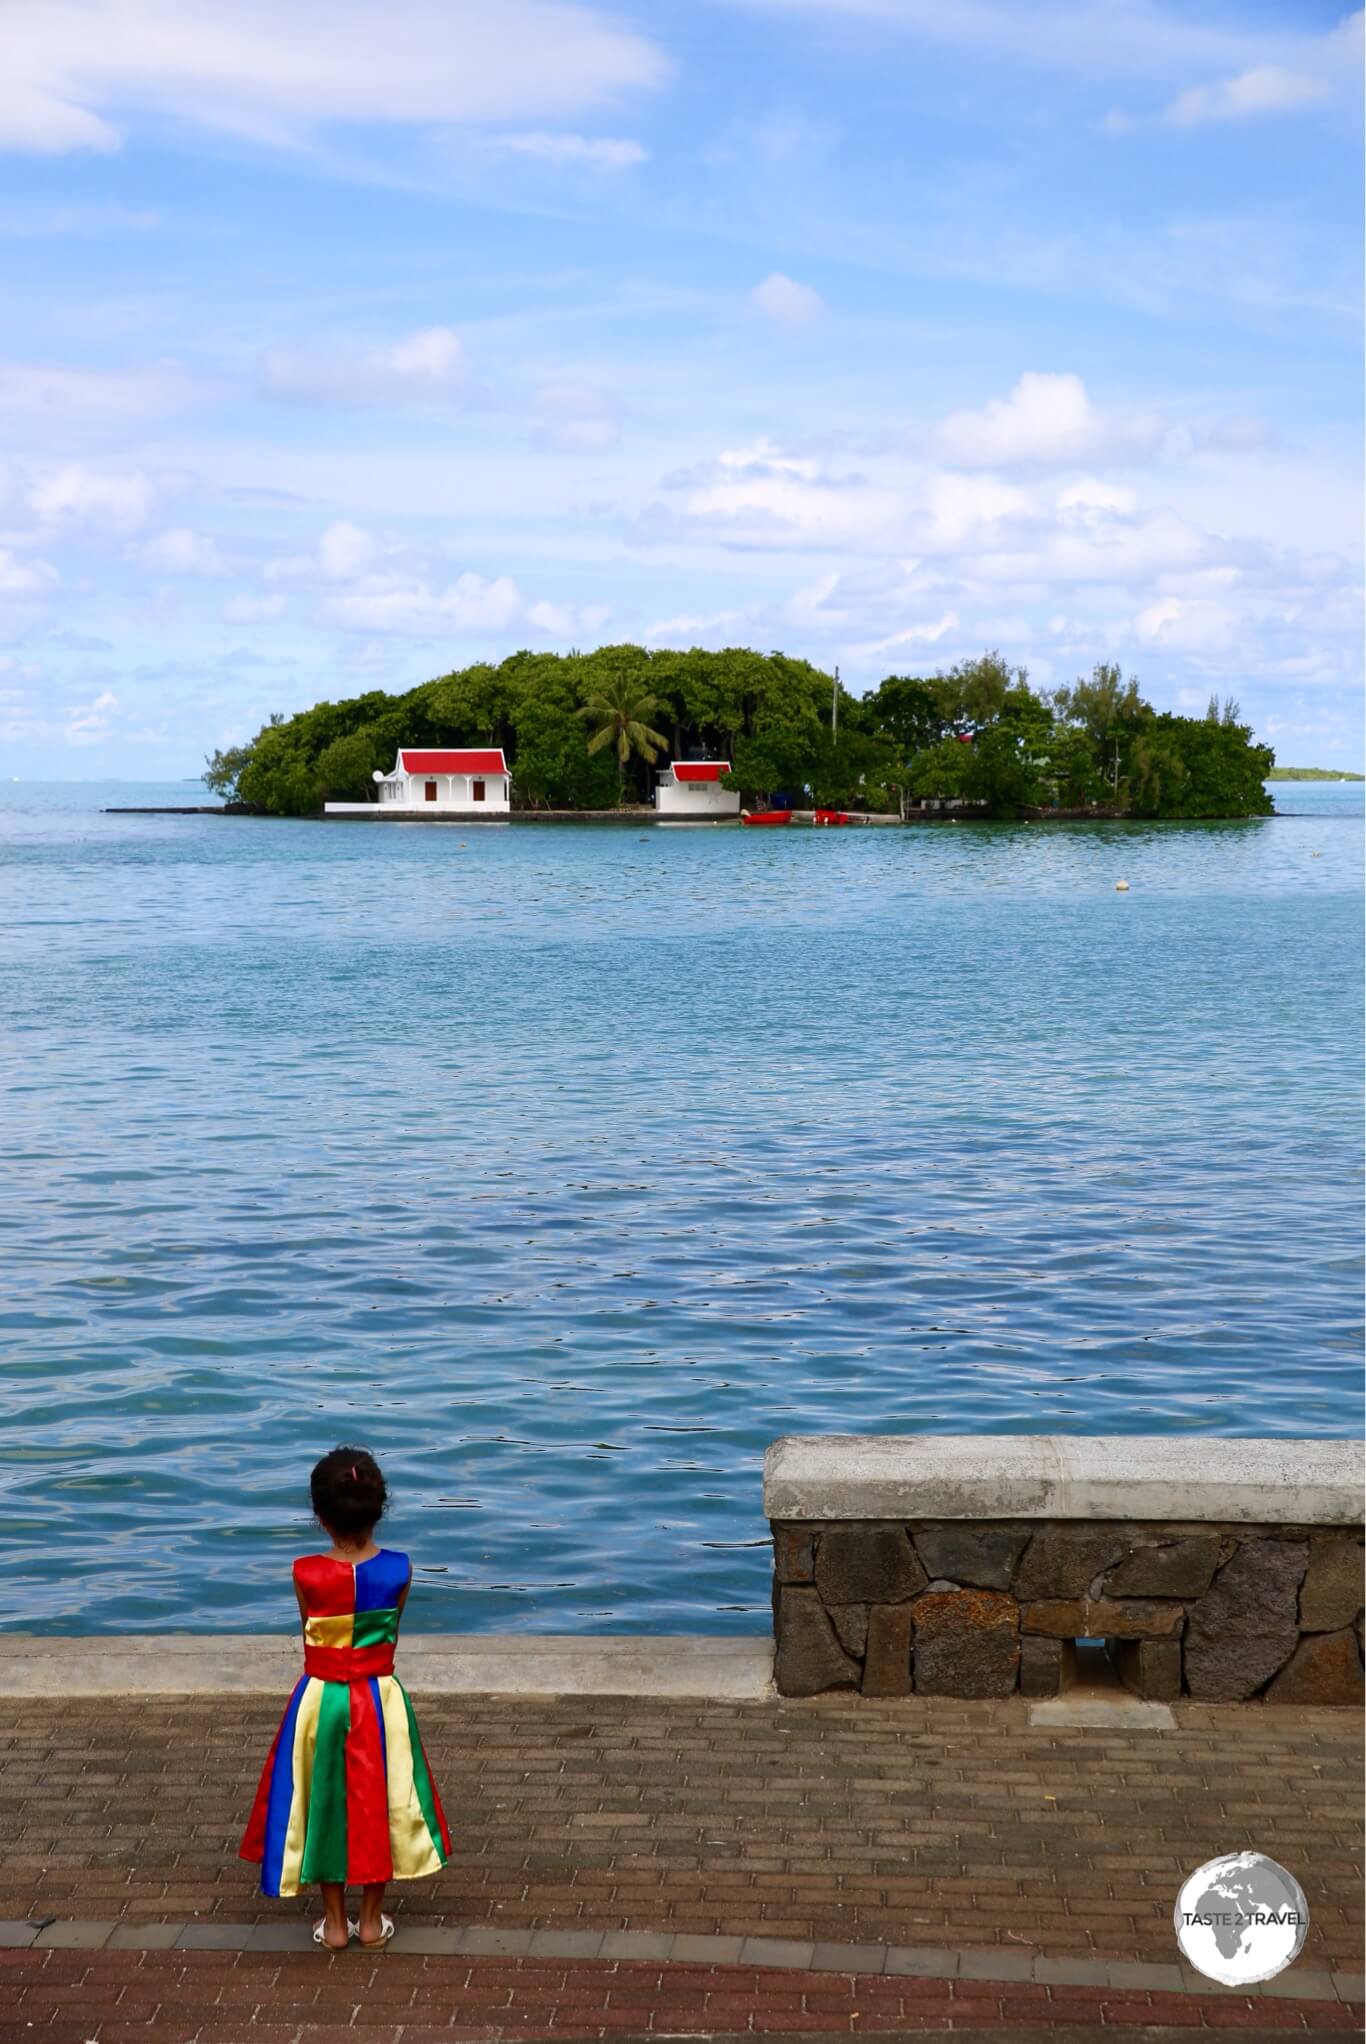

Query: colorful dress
<box><xmin>240</xmin><ymin>1549</ymin><xmax>451</xmax><ymax>1898</ymax></box>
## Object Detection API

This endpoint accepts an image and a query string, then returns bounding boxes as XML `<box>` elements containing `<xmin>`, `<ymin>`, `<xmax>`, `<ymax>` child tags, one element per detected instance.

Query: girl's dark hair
<box><xmin>310</xmin><ymin>1446</ymin><xmax>387</xmax><ymax>1539</ymax></box>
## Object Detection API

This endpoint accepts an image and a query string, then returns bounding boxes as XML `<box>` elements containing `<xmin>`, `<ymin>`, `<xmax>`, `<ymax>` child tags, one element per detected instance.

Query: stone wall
<box><xmin>765</xmin><ymin>1437</ymin><xmax>1364</xmax><ymax>1705</ymax></box>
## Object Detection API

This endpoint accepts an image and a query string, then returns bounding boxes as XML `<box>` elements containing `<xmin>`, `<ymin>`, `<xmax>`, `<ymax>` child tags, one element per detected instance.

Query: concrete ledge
<box><xmin>0</xmin><ymin>1633</ymin><xmax>774</xmax><ymax>1700</ymax></box>
<box><xmin>763</xmin><ymin>1434</ymin><xmax>1364</xmax><ymax>1524</ymax></box>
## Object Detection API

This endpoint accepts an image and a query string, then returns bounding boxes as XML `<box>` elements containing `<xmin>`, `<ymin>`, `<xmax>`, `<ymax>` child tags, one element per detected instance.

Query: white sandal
<box><xmin>357</xmin><ymin>1913</ymin><xmax>395</xmax><ymax>1949</ymax></box>
<box><xmin>312</xmin><ymin>1918</ymin><xmax>355</xmax><ymax>1949</ymax></box>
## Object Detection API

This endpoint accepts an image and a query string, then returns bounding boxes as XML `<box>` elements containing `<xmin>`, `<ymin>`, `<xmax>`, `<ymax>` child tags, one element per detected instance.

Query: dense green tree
<box><xmin>577</xmin><ymin>673</ymin><xmax>670</xmax><ymax>804</ymax></box>
<box><xmin>209</xmin><ymin>643</ymin><xmax>1273</xmax><ymax>822</ymax></box>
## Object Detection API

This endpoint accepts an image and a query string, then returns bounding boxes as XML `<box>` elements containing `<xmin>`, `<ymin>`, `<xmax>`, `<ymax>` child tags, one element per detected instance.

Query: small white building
<box><xmin>324</xmin><ymin>747</ymin><xmax>511</xmax><ymax>818</ymax></box>
<box><xmin>654</xmin><ymin>760</ymin><xmax>740</xmax><ymax>820</ymax></box>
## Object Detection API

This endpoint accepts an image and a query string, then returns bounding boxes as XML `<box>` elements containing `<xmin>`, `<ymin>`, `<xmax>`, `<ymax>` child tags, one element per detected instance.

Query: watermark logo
<box><xmin>1174</xmin><ymin>1852</ymin><xmax>1309</xmax><ymax>1987</ymax></box>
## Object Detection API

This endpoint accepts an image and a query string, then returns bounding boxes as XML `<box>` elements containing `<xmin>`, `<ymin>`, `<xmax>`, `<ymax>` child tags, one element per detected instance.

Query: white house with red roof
<box><xmin>655</xmin><ymin>760</ymin><xmax>740</xmax><ymax>820</ymax></box>
<box><xmin>324</xmin><ymin>747</ymin><xmax>511</xmax><ymax>817</ymax></box>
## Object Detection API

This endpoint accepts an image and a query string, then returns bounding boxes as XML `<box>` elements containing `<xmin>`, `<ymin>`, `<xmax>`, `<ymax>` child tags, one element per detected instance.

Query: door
<box><xmin>472</xmin><ymin>779</ymin><xmax>485</xmax><ymax>802</ymax></box>
<box><xmin>425</xmin><ymin>781</ymin><xmax>437</xmax><ymax>802</ymax></box>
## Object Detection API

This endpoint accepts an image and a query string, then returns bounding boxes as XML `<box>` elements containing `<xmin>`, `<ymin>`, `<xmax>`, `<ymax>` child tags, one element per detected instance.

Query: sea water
<box><xmin>0</xmin><ymin>782</ymin><xmax>1360</xmax><ymax>1634</ymax></box>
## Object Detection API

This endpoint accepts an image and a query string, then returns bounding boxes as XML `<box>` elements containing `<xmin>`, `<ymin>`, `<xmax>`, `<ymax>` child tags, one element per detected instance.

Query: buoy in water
<box><xmin>1115</xmin><ymin>880</ymin><xmax>1130</xmax><ymax>891</ymax></box>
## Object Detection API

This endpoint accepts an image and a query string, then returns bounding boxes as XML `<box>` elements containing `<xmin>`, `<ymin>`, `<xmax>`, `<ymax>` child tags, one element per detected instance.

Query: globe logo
<box><xmin>1175</xmin><ymin>1852</ymin><xmax>1310</xmax><ymax>1986</ymax></box>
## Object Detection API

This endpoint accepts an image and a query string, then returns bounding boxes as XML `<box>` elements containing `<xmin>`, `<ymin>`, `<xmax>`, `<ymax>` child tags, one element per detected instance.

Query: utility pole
<box><xmin>832</xmin><ymin>665</ymin><xmax>839</xmax><ymax>741</ymax></box>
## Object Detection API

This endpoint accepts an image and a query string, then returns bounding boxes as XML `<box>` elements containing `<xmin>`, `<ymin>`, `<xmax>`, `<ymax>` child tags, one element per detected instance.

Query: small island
<box><xmin>1266</xmin><ymin>767</ymin><xmax>1364</xmax><ymax>782</ymax></box>
<box><xmin>204</xmin><ymin>647</ymin><xmax>1277</xmax><ymax>822</ymax></box>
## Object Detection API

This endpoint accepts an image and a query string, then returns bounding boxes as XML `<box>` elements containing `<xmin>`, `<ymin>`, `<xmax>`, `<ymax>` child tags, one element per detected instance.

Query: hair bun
<box><xmin>310</xmin><ymin>1446</ymin><xmax>388</xmax><ymax>1539</ymax></box>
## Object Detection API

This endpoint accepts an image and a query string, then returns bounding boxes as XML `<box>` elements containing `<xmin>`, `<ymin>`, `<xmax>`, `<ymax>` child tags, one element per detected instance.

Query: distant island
<box><xmin>204</xmin><ymin>646</ymin><xmax>1275</xmax><ymax>822</ymax></box>
<box><xmin>1266</xmin><ymin>767</ymin><xmax>1364</xmax><ymax>782</ymax></box>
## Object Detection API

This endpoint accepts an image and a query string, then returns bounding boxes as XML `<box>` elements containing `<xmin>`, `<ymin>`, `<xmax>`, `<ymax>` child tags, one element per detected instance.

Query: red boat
<box><xmin>741</xmin><ymin>810</ymin><xmax>794</xmax><ymax>826</ymax></box>
<box><xmin>813</xmin><ymin>809</ymin><xmax>851</xmax><ymax>825</ymax></box>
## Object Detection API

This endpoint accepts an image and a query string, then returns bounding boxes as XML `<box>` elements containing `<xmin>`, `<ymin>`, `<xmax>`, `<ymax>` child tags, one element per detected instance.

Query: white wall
<box><xmin>385</xmin><ymin>773</ymin><xmax>510</xmax><ymax>811</ymax></box>
<box><xmin>656</xmin><ymin>779</ymin><xmax>739</xmax><ymax>816</ymax></box>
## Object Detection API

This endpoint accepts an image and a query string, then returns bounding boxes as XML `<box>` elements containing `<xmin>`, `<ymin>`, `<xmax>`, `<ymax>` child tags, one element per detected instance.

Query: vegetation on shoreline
<box><xmin>204</xmin><ymin>647</ymin><xmax>1275</xmax><ymax>821</ymax></box>
<box><xmin>1265</xmin><ymin>767</ymin><xmax>1364</xmax><ymax>781</ymax></box>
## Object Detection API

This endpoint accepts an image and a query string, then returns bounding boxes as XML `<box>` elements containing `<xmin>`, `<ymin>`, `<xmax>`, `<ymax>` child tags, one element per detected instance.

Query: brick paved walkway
<box><xmin>0</xmin><ymin>1946</ymin><xmax>1360</xmax><ymax>2042</ymax></box>
<box><xmin>0</xmin><ymin>1692</ymin><xmax>1359</xmax><ymax>2040</ymax></box>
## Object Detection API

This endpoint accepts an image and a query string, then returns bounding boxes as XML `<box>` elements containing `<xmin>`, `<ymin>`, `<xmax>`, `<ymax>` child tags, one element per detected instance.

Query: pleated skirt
<box><xmin>240</xmin><ymin>1673</ymin><xmax>451</xmax><ymax>1897</ymax></box>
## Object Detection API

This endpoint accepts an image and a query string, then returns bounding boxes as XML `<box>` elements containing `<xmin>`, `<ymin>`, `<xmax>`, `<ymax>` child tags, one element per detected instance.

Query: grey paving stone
<box><xmin>0</xmin><ymin>1923</ymin><xmax>39</xmax><ymax>1949</ymax></box>
<box><xmin>958</xmin><ymin>1948</ymin><xmax>1035</xmax><ymax>1981</ymax></box>
<box><xmin>33</xmin><ymin>1920</ymin><xmax>115</xmax><ymax>1949</ymax></box>
<box><xmin>809</xmin><ymin>1941</ymin><xmax>888</xmax><ymax>1975</ymax></box>
<box><xmin>1254</xmin><ymin>1967</ymin><xmax>1339</xmax><ymax>2000</ymax></box>
<box><xmin>671</xmin><ymin>1933</ymin><xmax>746</xmax><ymax>1964</ymax></box>
<box><xmin>884</xmin><ymin>1945</ymin><xmax>960</xmax><ymax>1978</ymax></box>
<box><xmin>175</xmin><ymin>1921</ymin><xmax>258</xmax><ymax>1949</ymax></box>
<box><xmin>526</xmin><ymin>1929</ymin><xmax>606</xmax><ymax>1959</ymax></box>
<box><xmin>1031</xmin><ymin>1955</ymin><xmax>1113</xmax><ymax>1986</ymax></box>
<box><xmin>1103</xmin><ymin>1960</ymin><xmax>1185</xmax><ymax>1991</ymax></box>
<box><xmin>1333</xmin><ymin>1972</ymin><xmax>1366</xmax><ymax>2002</ymax></box>
<box><xmin>598</xmin><ymin>1930</ymin><xmax>677</xmax><ymax>1961</ymax></box>
<box><xmin>738</xmin><ymin>1936</ymin><xmax>816</xmax><ymax>1968</ymax></box>
<box><xmin>1179</xmin><ymin>1965</ymin><xmax>1242</xmax><ymax>1995</ymax></box>
<box><xmin>245</xmin><ymin>1921</ymin><xmax>315</xmax><ymax>1951</ymax></box>
<box><xmin>450</xmin><ymin>1925</ymin><xmax>538</xmax><ymax>1956</ymax></box>
<box><xmin>391</xmin><ymin>1925</ymin><xmax>467</xmax><ymax>1954</ymax></box>
<box><xmin>107</xmin><ymin>1923</ymin><xmax>182</xmax><ymax>1950</ymax></box>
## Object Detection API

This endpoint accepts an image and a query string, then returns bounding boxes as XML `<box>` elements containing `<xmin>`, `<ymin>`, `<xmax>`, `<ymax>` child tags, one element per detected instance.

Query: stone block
<box><xmin>1019</xmin><ymin>1635</ymin><xmax>1077</xmax><ymax>1699</ymax></box>
<box><xmin>911</xmin><ymin>1524</ymin><xmax>1028</xmax><ymax>1590</ymax></box>
<box><xmin>1109</xmin><ymin>1637</ymin><xmax>1182</xmax><ymax>1701</ymax></box>
<box><xmin>830</xmin><ymin>1602</ymin><xmax>869</xmax><ymax>1658</ymax></box>
<box><xmin>814</xmin><ymin>1524</ymin><xmax>927</xmax><ymax>1605</ymax></box>
<box><xmin>1184</xmin><ymin>1538</ymin><xmax>1308</xmax><ymax>1701</ymax></box>
<box><xmin>1263</xmin><ymin>1627</ymin><xmax>1364</xmax><ymax>1705</ymax></box>
<box><xmin>862</xmin><ymin>1602</ymin><xmax>913</xmax><ymax>1696</ymax></box>
<box><xmin>1021</xmin><ymin>1597</ymin><xmax>1184</xmax><ymax>1639</ymax></box>
<box><xmin>773</xmin><ymin>1524</ymin><xmax>815</xmax><ymax>1583</ymax></box>
<box><xmin>1104</xmin><ymin>1536</ymin><xmax>1220</xmax><ymax>1599</ymax></box>
<box><xmin>1013</xmin><ymin>1527</ymin><xmax>1132</xmax><ymax>1599</ymax></box>
<box><xmin>1299</xmin><ymin>1536</ymin><xmax>1365</xmax><ymax>1632</ymax></box>
<box><xmin>774</xmin><ymin>1584</ymin><xmax>860</xmax><ymax>1696</ymax></box>
<box><xmin>912</xmin><ymin>1589</ymin><xmax>1019</xmax><ymax>1698</ymax></box>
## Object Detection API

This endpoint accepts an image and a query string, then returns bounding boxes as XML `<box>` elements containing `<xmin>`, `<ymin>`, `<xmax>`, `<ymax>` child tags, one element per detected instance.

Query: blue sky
<box><xmin>0</xmin><ymin>0</ymin><xmax>1360</xmax><ymax>775</ymax></box>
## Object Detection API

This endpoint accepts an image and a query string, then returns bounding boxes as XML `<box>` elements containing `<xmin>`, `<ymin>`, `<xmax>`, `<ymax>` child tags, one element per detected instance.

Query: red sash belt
<box><xmin>303</xmin><ymin>1643</ymin><xmax>396</xmax><ymax>1682</ymax></box>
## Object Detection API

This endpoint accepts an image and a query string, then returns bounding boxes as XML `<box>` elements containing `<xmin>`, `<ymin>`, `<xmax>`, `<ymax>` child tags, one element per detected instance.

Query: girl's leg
<box><xmin>317</xmin><ymin>1881</ymin><xmax>350</xmax><ymax>1949</ymax></box>
<box><xmin>357</xmin><ymin>1881</ymin><xmax>387</xmax><ymax>1944</ymax></box>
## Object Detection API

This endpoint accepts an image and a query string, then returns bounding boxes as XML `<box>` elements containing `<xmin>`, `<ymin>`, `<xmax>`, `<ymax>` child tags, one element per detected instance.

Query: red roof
<box><xmin>400</xmin><ymin>749</ymin><xmax>508</xmax><ymax>775</ymax></box>
<box><xmin>672</xmin><ymin>761</ymin><xmax>730</xmax><ymax>783</ymax></box>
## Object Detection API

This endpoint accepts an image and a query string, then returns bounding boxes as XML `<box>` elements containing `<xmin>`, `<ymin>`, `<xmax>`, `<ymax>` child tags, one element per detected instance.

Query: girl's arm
<box><xmin>295</xmin><ymin>1579</ymin><xmax>309</xmax><ymax>1635</ymax></box>
<box><xmin>397</xmin><ymin>1563</ymin><xmax>413</xmax><ymax>1619</ymax></box>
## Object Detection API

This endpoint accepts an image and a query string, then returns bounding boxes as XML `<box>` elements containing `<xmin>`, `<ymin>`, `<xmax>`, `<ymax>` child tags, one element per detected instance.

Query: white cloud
<box><xmin>751</xmin><ymin>272</ymin><xmax>826</xmax><ymax>325</ymax></box>
<box><xmin>266</xmin><ymin>521</ymin><xmax>377</xmax><ymax>582</ymax></box>
<box><xmin>932</xmin><ymin>372</ymin><xmax>1161</xmax><ymax>470</ymax></box>
<box><xmin>526</xmin><ymin>598</ymin><xmax>611</xmax><ymax>635</ymax></box>
<box><xmin>1165</xmin><ymin>65</ymin><xmax>1326</xmax><ymax>127</ymax></box>
<box><xmin>658</xmin><ymin>438</ymin><xmax>903</xmax><ymax>549</ymax></box>
<box><xmin>0</xmin><ymin>0</ymin><xmax>668</xmax><ymax>155</ymax></box>
<box><xmin>0</xmin><ymin>548</ymin><xmax>58</xmax><ymax>593</ymax></box>
<box><xmin>260</xmin><ymin>326</ymin><xmax>469</xmax><ymax>406</ymax></box>
<box><xmin>140</xmin><ymin>526</ymin><xmax>225</xmax><ymax>576</ymax></box>
<box><xmin>1057</xmin><ymin>478</ymin><xmax>1139</xmax><ymax>520</ymax></box>
<box><xmin>222</xmin><ymin>591</ymin><xmax>287</xmax><ymax>622</ymax></box>
<box><xmin>28</xmin><ymin>463</ymin><xmax>155</xmax><ymax>533</ymax></box>
<box><xmin>325</xmin><ymin>571</ymin><xmax>524</xmax><ymax>634</ymax></box>
<box><xmin>1135</xmin><ymin>595</ymin><xmax>1238</xmax><ymax>650</ymax></box>
<box><xmin>63</xmin><ymin>688</ymin><xmax>118</xmax><ymax>743</ymax></box>
<box><xmin>924</xmin><ymin>472</ymin><xmax>1033</xmax><ymax>547</ymax></box>
<box><xmin>480</xmin><ymin>131</ymin><xmax>646</xmax><ymax>168</ymax></box>
<box><xmin>0</xmin><ymin>359</ymin><xmax>200</xmax><ymax>425</ymax></box>
<box><xmin>317</xmin><ymin>521</ymin><xmax>376</xmax><ymax>579</ymax></box>
<box><xmin>532</xmin><ymin>382</ymin><xmax>620</xmax><ymax>452</ymax></box>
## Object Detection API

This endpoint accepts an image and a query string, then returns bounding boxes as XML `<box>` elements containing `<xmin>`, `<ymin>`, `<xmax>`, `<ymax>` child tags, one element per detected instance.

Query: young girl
<box><xmin>240</xmin><ymin>1447</ymin><xmax>451</xmax><ymax>1949</ymax></box>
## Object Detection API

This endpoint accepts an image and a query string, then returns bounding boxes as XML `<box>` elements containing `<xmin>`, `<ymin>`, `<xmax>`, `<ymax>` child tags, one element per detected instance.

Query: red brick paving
<box><xmin>1</xmin><ymin>1695</ymin><xmax>1359</xmax><ymax>1971</ymax></box>
<box><xmin>0</xmin><ymin>1949</ymin><xmax>1357</xmax><ymax>2043</ymax></box>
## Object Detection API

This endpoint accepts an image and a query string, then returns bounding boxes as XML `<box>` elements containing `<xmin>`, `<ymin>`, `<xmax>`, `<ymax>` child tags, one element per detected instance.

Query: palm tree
<box><xmin>577</xmin><ymin>677</ymin><xmax>670</xmax><ymax>806</ymax></box>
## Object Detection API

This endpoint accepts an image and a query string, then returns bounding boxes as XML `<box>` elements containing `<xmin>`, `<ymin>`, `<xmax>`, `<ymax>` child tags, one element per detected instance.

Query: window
<box><xmin>425</xmin><ymin>781</ymin><xmax>437</xmax><ymax>802</ymax></box>
<box><xmin>472</xmin><ymin>779</ymin><xmax>485</xmax><ymax>802</ymax></box>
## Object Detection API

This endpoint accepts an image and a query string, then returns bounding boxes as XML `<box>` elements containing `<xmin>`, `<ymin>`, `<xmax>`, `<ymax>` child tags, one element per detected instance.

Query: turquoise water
<box><xmin>0</xmin><ymin>782</ymin><xmax>1361</xmax><ymax>1636</ymax></box>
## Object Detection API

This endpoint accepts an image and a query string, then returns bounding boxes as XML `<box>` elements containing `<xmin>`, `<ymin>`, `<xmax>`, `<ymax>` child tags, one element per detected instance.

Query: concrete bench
<box><xmin>764</xmin><ymin>1435</ymin><xmax>1364</xmax><ymax>1705</ymax></box>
